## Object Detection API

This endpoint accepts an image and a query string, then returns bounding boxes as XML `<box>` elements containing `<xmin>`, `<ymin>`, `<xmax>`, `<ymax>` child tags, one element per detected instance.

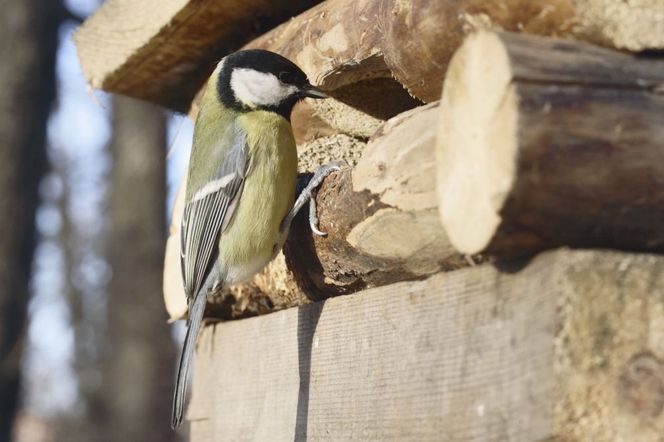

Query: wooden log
<box><xmin>381</xmin><ymin>0</ymin><xmax>664</xmax><ymax>102</ymax></box>
<box><xmin>243</xmin><ymin>0</ymin><xmax>426</xmax><ymax>139</ymax></box>
<box><xmin>380</xmin><ymin>0</ymin><xmax>580</xmax><ymax>102</ymax></box>
<box><xmin>187</xmin><ymin>249</ymin><xmax>664</xmax><ymax>441</ymax></box>
<box><xmin>244</xmin><ymin>0</ymin><xmax>389</xmax><ymax>91</ymax></box>
<box><xmin>74</xmin><ymin>0</ymin><xmax>664</xmax><ymax>111</ymax></box>
<box><xmin>241</xmin><ymin>0</ymin><xmax>573</xmax><ymax>129</ymax></box>
<box><xmin>163</xmin><ymin>104</ymin><xmax>479</xmax><ymax>319</ymax></box>
<box><xmin>72</xmin><ymin>0</ymin><xmax>321</xmax><ymax>111</ymax></box>
<box><xmin>284</xmin><ymin>103</ymin><xmax>474</xmax><ymax>301</ymax></box>
<box><xmin>436</xmin><ymin>31</ymin><xmax>664</xmax><ymax>256</ymax></box>
<box><xmin>289</xmin><ymin>103</ymin><xmax>483</xmax><ymax>300</ymax></box>
<box><xmin>202</xmin><ymin>132</ymin><xmax>371</xmax><ymax>318</ymax></box>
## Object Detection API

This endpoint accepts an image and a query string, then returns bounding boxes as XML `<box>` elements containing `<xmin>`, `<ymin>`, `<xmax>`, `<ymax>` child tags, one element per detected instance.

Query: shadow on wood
<box><xmin>295</xmin><ymin>301</ymin><xmax>325</xmax><ymax>440</ymax></box>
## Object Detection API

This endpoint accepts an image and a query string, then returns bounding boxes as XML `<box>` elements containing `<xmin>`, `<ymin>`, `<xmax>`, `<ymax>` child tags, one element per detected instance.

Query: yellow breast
<box><xmin>218</xmin><ymin>111</ymin><xmax>298</xmax><ymax>284</ymax></box>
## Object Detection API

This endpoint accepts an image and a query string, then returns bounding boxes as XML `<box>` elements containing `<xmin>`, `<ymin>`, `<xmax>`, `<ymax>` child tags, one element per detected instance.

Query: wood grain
<box><xmin>437</xmin><ymin>31</ymin><xmax>664</xmax><ymax>256</ymax></box>
<box><xmin>284</xmin><ymin>104</ymin><xmax>470</xmax><ymax>301</ymax></box>
<box><xmin>572</xmin><ymin>0</ymin><xmax>664</xmax><ymax>51</ymax></box>
<box><xmin>187</xmin><ymin>249</ymin><xmax>664</xmax><ymax>441</ymax></box>
<box><xmin>245</xmin><ymin>0</ymin><xmax>389</xmax><ymax>91</ymax></box>
<box><xmin>75</xmin><ymin>0</ymin><xmax>664</xmax><ymax>111</ymax></box>
<box><xmin>73</xmin><ymin>0</ymin><xmax>321</xmax><ymax>111</ymax></box>
<box><xmin>380</xmin><ymin>0</ymin><xmax>580</xmax><ymax>102</ymax></box>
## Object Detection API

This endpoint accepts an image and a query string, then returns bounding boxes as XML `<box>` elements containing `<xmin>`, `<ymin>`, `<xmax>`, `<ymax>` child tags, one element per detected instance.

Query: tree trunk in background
<box><xmin>0</xmin><ymin>0</ymin><xmax>59</xmax><ymax>439</ymax></box>
<box><xmin>103</xmin><ymin>95</ymin><xmax>176</xmax><ymax>441</ymax></box>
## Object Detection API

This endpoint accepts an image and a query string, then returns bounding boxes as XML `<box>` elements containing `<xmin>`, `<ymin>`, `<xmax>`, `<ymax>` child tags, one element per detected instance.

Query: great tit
<box><xmin>171</xmin><ymin>49</ymin><xmax>339</xmax><ymax>428</ymax></box>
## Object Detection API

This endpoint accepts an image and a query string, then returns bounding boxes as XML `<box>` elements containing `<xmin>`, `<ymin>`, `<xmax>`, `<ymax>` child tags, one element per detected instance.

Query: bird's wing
<box><xmin>180</xmin><ymin>124</ymin><xmax>249</xmax><ymax>304</ymax></box>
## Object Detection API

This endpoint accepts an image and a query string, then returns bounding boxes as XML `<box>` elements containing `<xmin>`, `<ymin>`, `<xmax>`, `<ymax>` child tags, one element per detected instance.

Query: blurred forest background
<box><xmin>0</xmin><ymin>0</ymin><xmax>192</xmax><ymax>440</ymax></box>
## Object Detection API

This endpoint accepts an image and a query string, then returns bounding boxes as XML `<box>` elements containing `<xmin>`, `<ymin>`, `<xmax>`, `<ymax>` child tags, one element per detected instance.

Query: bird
<box><xmin>171</xmin><ymin>49</ymin><xmax>340</xmax><ymax>429</ymax></box>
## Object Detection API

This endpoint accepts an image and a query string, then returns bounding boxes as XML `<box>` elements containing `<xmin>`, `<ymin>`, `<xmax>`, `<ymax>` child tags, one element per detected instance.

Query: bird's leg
<box><xmin>281</xmin><ymin>161</ymin><xmax>345</xmax><ymax>236</ymax></box>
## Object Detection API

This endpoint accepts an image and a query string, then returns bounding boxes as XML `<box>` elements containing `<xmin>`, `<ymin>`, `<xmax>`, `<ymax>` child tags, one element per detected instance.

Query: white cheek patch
<box><xmin>230</xmin><ymin>68</ymin><xmax>298</xmax><ymax>108</ymax></box>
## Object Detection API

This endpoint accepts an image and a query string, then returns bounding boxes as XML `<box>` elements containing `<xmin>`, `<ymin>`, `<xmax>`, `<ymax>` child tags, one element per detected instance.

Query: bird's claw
<box><xmin>309</xmin><ymin>161</ymin><xmax>344</xmax><ymax>189</ymax></box>
<box><xmin>306</xmin><ymin>161</ymin><xmax>345</xmax><ymax>236</ymax></box>
<box><xmin>287</xmin><ymin>161</ymin><xmax>346</xmax><ymax>238</ymax></box>
<box><xmin>309</xmin><ymin>194</ymin><xmax>327</xmax><ymax>236</ymax></box>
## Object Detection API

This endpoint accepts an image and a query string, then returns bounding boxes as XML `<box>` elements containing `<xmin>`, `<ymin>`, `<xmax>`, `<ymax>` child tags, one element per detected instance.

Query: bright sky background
<box><xmin>23</xmin><ymin>0</ymin><xmax>193</xmax><ymax>417</ymax></box>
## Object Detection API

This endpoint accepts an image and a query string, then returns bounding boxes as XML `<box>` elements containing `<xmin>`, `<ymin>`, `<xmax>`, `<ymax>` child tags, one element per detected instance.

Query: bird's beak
<box><xmin>301</xmin><ymin>84</ymin><xmax>328</xmax><ymax>99</ymax></box>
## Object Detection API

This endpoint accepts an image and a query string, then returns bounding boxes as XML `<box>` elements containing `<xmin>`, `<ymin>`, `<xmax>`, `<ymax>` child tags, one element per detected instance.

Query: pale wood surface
<box><xmin>572</xmin><ymin>0</ymin><xmax>664</xmax><ymax>51</ymax></box>
<box><xmin>437</xmin><ymin>31</ymin><xmax>664</xmax><ymax>256</ymax></box>
<box><xmin>187</xmin><ymin>249</ymin><xmax>664</xmax><ymax>441</ymax></box>
<box><xmin>73</xmin><ymin>0</ymin><xmax>321</xmax><ymax>111</ymax></box>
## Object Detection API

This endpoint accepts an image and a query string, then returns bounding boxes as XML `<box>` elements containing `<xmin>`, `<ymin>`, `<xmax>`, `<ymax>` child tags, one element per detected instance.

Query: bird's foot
<box><xmin>306</xmin><ymin>161</ymin><xmax>344</xmax><ymax>236</ymax></box>
<box><xmin>287</xmin><ymin>161</ymin><xmax>345</xmax><ymax>236</ymax></box>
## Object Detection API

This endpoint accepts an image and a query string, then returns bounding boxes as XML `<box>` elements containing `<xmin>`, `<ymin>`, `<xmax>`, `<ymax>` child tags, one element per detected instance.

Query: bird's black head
<box><xmin>216</xmin><ymin>49</ymin><xmax>327</xmax><ymax>119</ymax></box>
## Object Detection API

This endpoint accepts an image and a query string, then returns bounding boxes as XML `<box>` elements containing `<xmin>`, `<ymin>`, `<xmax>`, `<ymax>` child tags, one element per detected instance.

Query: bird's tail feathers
<box><xmin>171</xmin><ymin>290</ymin><xmax>207</xmax><ymax>429</ymax></box>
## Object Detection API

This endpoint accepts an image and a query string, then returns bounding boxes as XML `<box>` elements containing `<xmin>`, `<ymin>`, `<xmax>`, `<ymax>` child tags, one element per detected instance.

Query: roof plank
<box><xmin>73</xmin><ymin>0</ymin><xmax>321</xmax><ymax>111</ymax></box>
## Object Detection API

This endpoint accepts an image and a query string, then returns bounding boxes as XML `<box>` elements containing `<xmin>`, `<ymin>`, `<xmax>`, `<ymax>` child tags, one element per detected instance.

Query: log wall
<box><xmin>72</xmin><ymin>0</ymin><xmax>664</xmax><ymax>439</ymax></box>
<box><xmin>188</xmin><ymin>249</ymin><xmax>664</xmax><ymax>441</ymax></box>
<box><xmin>74</xmin><ymin>0</ymin><xmax>664</xmax><ymax>111</ymax></box>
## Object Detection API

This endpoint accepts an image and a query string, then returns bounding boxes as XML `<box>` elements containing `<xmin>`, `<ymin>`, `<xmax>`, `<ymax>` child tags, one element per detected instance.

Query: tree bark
<box><xmin>0</xmin><ymin>0</ymin><xmax>60</xmax><ymax>438</ymax></box>
<box><xmin>103</xmin><ymin>95</ymin><xmax>177</xmax><ymax>441</ymax></box>
<box><xmin>436</xmin><ymin>31</ymin><xmax>664</xmax><ymax>256</ymax></box>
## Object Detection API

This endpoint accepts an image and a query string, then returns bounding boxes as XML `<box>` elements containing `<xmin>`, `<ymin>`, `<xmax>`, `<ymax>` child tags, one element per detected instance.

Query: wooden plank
<box><xmin>187</xmin><ymin>249</ymin><xmax>664</xmax><ymax>440</ymax></box>
<box><xmin>436</xmin><ymin>31</ymin><xmax>664</xmax><ymax>256</ymax></box>
<box><xmin>73</xmin><ymin>0</ymin><xmax>321</xmax><ymax>111</ymax></box>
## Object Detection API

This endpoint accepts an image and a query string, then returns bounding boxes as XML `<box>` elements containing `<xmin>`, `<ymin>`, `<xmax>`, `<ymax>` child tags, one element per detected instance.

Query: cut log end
<box><xmin>437</xmin><ymin>32</ymin><xmax>518</xmax><ymax>254</ymax></box>
<box><xmin>297</xmin><ymin>134</ymin><xmax>366</xmax><ymax>173</ymax></box>
<box><xmin>437</xmin><ymin>31</ymin><xmax>664</xmax><ymax>257</ymax></box>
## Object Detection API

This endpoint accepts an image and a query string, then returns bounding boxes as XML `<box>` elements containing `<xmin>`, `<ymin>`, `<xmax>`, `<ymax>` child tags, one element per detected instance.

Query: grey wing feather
<box><xmin>180</xmin><ymin>126</ymin><xmax>249</xmax><ymax>304</ymax></box>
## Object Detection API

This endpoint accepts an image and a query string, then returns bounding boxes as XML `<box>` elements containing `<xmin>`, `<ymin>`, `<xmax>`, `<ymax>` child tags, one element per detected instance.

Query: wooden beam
<box><xmin>244</xmin><ymin>0</ymin><xmax>389</xmax><ymax>91</ymax></box>
<box><xmin>75</xmin><ymin>0</ymin><xmax>664</xmax><ymax>111</ymax></box>
<box><xmin>378</xmin><ymin>0</ymin><xmax>579</xmax><ymax>102</ymax></box>
<box><xmin>379</xmin><ymin>0</ymin><xmax>664</xmax><ymax>102</ymax></box>
<box><xmin>244</xmin><ymin>0</ymin><xmax>646</xmax><ymax>103</ymax></box>
<box><xmin>187</xmin><ymin>249</ymin><xmax>664</xmax><ymax>440</ymax></box>
<box><xmin>73</xmin><ymin>0</ymin><xmax>321</xmax><ymax>112</ymax></box>
<box><xmin>436</xmin><ymin>31</ymin><xmax>664</xmax><ymax>256</ymax></box>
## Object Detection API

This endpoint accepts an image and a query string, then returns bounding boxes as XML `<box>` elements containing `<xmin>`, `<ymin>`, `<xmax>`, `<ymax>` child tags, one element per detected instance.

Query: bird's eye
<box><xmin>278</xmin><ymin>71</ymin><xmax>291</xmax><ymax>83</ymax></box>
